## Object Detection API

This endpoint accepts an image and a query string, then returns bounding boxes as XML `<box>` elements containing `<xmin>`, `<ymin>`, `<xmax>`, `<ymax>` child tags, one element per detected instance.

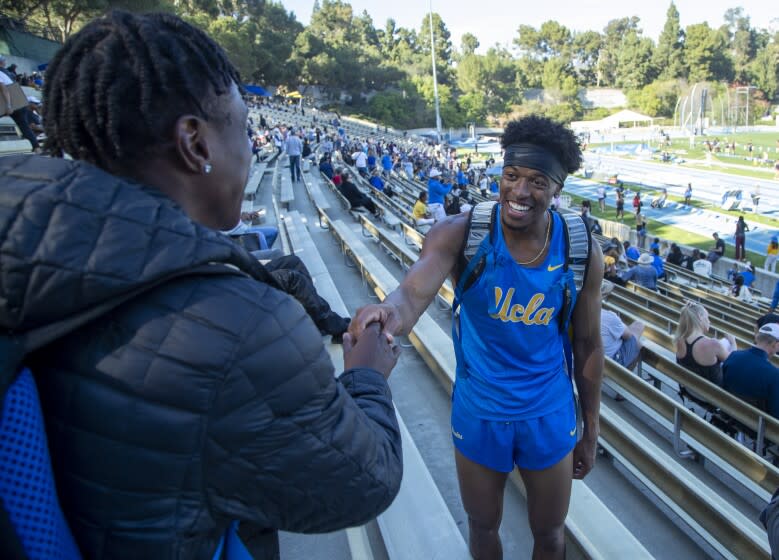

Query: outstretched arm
<box><xmin>350</xmin><ymin>213</ymin><xmax>467</xmax><ymax>339</ymax></box>
<box><xmin>571</xmin><ymin>239</ymin><xmax>604</xmax><ymax>479</ymax></box>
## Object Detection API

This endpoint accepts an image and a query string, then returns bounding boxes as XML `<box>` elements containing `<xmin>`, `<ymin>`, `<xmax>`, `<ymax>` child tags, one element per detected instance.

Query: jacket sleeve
<box><xmin>206</xmin><ymin>281</ymin><xmax>402</xmax><ymax>533</ymax></box>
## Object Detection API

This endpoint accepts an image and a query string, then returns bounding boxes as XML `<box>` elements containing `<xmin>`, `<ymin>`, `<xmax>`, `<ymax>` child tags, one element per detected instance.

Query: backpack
<box><xmin>452</xmin><ymin>201</ymin><xmax>591</xmax><ymax>376</ymax></box>
<box><xmin>0</xmin><ymin>264</ymin><xmax>262</xmax><ymax>560</ymax></box>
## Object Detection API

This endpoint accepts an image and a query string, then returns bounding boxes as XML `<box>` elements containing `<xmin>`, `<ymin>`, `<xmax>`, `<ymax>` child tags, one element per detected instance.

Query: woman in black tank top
<box><xmin>674</xmin><ymin>302</ymin><xmax>736</xmax><ymax>386</ymax></box>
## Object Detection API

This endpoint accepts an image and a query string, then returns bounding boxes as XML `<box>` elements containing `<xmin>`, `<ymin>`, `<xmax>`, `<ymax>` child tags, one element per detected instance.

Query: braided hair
<box><xmin>43</xmin><ymin>11</ymin><xmax>241</xmax><ymax>171</ymax></box>
<box><xmin>501</xmin><ymin>115</ymin><xmax>582</xmax><ymax>174</ymax></box>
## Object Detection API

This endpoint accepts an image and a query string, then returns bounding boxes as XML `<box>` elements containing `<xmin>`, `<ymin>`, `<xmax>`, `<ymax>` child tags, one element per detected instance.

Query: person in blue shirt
<box><xmin>369</xmin><ymin>170</ymin><xmax>385</xmax><ymax>192</ymax></box>
<box><xmin>650</xmin><ymin>248</ymin><xmax>665</xmax><ymax>280</ymax></box>
<box><xmin>723</xmin><ymin>323</ymin><xmax>779</xmax><ymax>418</ymax></box>
<box><xmin>426</xmin><ymin>168</ymin><xmax>451</xmax><ymax>222</ymax></box>
<box><xmin>624</xmin><ymin>241</ymin><xmax>640</xmax><ymax>261</ymax></box>
<box><xmin>348</xmin><ymin>115</ymin><xmax>604</xmax><ymax>560</ymax></box>
<box><xmin>381</xmin><ymin>153</ymin><xmax>393</xmax><ymax>178</ymax></box>
<box><xmin>739</xmin><ymin>263</ymin><xmax>755</xmax><ymax>287</ymax></box>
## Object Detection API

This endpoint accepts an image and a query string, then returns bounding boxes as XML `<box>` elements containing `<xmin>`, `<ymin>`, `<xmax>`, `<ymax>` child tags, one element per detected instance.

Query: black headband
<box><xmin>503</xmin><ymin>143</ymin><xmax>567</xmax><ymax>187</ymax></box>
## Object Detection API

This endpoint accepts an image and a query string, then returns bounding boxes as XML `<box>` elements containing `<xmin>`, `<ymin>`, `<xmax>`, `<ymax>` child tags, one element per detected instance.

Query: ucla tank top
<box><xmin>454</xmin><ymin>209</ymin><xmax>574</xmax><ymax>420</ymax></box>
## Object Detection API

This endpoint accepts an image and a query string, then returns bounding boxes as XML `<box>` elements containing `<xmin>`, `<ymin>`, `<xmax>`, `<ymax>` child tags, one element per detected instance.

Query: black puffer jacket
<box><xmin>0</xmin><ymin>155</ymin><xmax>402</xmax><ymax>559</ymax></box>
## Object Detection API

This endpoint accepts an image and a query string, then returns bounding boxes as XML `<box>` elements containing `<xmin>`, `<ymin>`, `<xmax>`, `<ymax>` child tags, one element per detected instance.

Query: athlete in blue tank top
<box><xmin>350</xmin><ymin>115</ymin><xmax>604</xmax><ymax>560</ymax></box>
<box><xmin>455</xmin><ymin>209</ymin><xmax>574</xmax><ymax>420</ymax></box>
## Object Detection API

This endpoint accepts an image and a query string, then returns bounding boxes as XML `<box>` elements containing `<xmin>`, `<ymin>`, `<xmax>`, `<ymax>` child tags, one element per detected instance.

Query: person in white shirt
<box><xmin>0</xmin><ymin>56</ymin><xmax>39</xmax><ymax>151</ymax></box>
<box><xmin>352</xmin><ymin>150</ymin><xmax>368</xmax><ymax>177</ymax></box>
<box><xmin>601</xmin><ymin>281</ymin><xmax>644</xmax><ymax>370</ymax></box>
<box><xmin>597</xmin><ymin>185</ymin><xmax>606</xmax><ymax>212</ymax></box>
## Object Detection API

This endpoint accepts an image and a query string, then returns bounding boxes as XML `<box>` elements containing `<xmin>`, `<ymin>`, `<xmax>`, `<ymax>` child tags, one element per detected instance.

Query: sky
<box><xmin>281</xmin><ymin>0</ymin><xmax>777</xmax><ymax>54</ymax></box>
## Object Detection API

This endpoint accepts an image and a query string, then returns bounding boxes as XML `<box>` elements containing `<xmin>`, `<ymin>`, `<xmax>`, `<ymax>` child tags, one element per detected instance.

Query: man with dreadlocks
<box><xmin>351</xmin><ymin>115</ymin><xmax>604</xmax><ymax>559</ymax></box>
<box><xmin>0</xmin><ymin>11</ymin><xmax>402</xmax><ymax>558</ymax></box>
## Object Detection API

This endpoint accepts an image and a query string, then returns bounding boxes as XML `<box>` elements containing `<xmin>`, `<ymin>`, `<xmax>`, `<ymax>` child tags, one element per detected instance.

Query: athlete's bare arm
<box><xmin>570</xmin><ymin>238</ymin><xmax>604</xmax><ymax>480</ymax></box>
<box><xmin>349</xmin><ymin>213</ymin><xmax>468</xmax><ymax>340</ymax></box>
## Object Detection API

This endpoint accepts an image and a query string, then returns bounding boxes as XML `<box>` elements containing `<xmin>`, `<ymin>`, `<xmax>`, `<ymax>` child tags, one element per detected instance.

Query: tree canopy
<box><xmin>12</xmin><ymin>0</ymin><xmax>779</xmax><ymax>128</ymax></box>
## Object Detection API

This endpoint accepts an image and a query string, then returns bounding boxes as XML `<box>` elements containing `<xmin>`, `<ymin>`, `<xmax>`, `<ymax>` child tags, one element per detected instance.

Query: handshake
<box><xmin>343</xmin><ymin>303</ymin><xmax>403</xmax><ymax>379</ymax></box>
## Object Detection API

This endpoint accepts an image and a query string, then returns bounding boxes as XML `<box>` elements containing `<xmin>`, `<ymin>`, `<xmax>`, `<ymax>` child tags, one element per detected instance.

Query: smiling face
<box><xmin>499</xmin><ymin>165</ymin><xmax>559</xmax><ymax>233</ymax></box>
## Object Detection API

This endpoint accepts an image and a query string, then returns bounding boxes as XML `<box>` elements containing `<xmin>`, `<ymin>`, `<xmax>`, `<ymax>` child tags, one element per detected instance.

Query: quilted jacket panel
<box><xmin>0</xmin><ymin>155</ymin><xmax>402</xmax><ymax>559</ymax></box>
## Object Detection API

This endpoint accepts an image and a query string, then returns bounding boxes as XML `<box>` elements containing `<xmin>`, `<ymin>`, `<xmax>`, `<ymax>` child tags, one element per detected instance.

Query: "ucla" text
<box><xmin>489</xmin><ymin>287</ymin><xmax>555</xmax><ymax>325</ymax></box>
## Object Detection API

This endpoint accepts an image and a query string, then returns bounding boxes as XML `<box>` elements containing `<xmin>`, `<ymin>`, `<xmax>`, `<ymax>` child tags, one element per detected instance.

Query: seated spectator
<box><xmin>1</xmin><ymin>11</ymin><xmax>402</xmax><ymax>558</ymax></box>
<box><xmin>730</xmin><ymin>274</ymin><xmax>754</xmax><ymax>304</ymax></box>
<box><xmin>604</xmin><ymin>238</ymin><xmax>628</xmax><ymax>270</ymax></box>
<box><xmin>693</xmin><ymin>257</ymin><xmax>713</xmax><ymax>277</ymax></box>
<box><xmin>740</xmin><ymin>262</ymin><xmax>755</xmax><ymax>287</ymax></box>
<box><xmin>674</xmin><ymin>301</ymin><xmax>736</xmax><ymax>385</ymax></box>
<box><xmin>319</xmin><ymin>155</ymin><xmax>334</xmax><ymax>180</ymax></box>
<box><xmin>706</xmin><ymin>232</ymin><xmax>725</xmax><ymax>263</ymax></box>
<box><xmin>368</xmin><ymin>169</ymin><xmax>386</xmax><ymax>192</ymax></box>
<box><xmin>624</xmin><ymin>240</ymin><xmax>640</xmax><ymax>262</ymax></box>
<box><xmin>332</xmin><ymin>167</ymin><xmax>343</xmax><ymax>186</ymax></box>
<box><xmin>339</xmin><ymin>171</ymin><xmax>379</xmax><ymax>216</ymax></box>
<box><xmin>601</xmin><ymin>281</ymin><xmax>644</xmax><ymax>369</ymax></box>
<box><xmin>413</xmin><ymin>191</ymin><xmax>435</xmax><ymax>227</ymax></box>
<box><xmin>603</xmin><ymin>256</ymin><xmax>627</xmax><ymax>287</ymax></box>
<box><xmin>221</xmin><ymin>216</ymin><xmax>279</xmax><ymax>258</ymax></box>
<box><xmin>665</xmin><ymin>243</ymin><xmax>683</xmax><ymax>267</ymax></box>
<box><xmin>650</xmin><ymin>247</ymin><xmax>665</xmax><ymax>280</ymax></box>
<box><xmin>757</xmin><ymin>313</ymin><xmax>779</xmax><ymax>338</ymax></box>
<box><xmin>649</xmin><ymin>237</ymin><xmax>660</xmax><ymax>252</ymax></box>
<box><xmin>723</xmin><ymin>323</ymin><xmax>779</xmax><ymax>417</ymax></box>
<box><xmin>622</xmin><ymin>252</ymin><xmax>658</xmax><ymax>290</ymax></box>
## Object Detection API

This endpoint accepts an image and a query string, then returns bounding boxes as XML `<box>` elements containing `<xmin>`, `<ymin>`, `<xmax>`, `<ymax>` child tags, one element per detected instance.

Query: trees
<box><xmin>685</xmin><ymin>22</ymin><xmax>732</xmax><ymax>83</ymax></box>
<box><xmin>654</xmin><ymin>2</ymin><xmax>685</xmax><ymax>80</ymax></box>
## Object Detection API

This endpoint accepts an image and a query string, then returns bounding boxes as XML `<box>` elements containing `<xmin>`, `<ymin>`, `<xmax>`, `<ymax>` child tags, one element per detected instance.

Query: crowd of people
<box><xmin>4</xmin><ymin>10</ymin><xmax>779</xmax><ymax>560</ymax></box>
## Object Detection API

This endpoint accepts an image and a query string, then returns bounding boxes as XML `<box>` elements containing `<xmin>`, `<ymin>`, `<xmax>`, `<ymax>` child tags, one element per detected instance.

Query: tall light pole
<box><xmin>428</xmin><ymin>0</ymin><xmax>442</xmax><ymax>143</ymax></box>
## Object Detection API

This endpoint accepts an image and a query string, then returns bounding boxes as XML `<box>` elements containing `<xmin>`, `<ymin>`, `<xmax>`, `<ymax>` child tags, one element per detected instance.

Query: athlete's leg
<box><xmin>455</xmin><ymin>449</ymin><xmax>509</xmax><ymax>560</ymax></box>
<box><xmin>518</xmin><ymin>451</ymin><xmax>573</xmax><ymax>560</ymax></box>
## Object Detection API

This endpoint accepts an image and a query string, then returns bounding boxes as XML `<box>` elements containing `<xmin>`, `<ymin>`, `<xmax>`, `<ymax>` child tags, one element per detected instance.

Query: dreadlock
<box><xmin>42</xmin><ymin>11</ymin><xmax>241</xmax><ymax>171</ymax></box>
<box><xmin>501</xmin><ymin>115</ymin><xmax>582</xmax><ymax>174</ymax></box>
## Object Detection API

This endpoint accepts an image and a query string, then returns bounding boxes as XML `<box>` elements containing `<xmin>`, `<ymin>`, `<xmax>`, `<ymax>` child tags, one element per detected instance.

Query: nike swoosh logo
<box><xmin>452</xmin><ymin>428</ymin><xmax>463</xmax><ymax>440</ymax></box>
<box><xmin>548</xmin><ymin>264</ymin><xmax>564</xmax><ymax>272</ymax></box>
<box><xmin>569</xmin><ymin>427</ymin><xmax>577</xmax><ymax>437</ymax></box>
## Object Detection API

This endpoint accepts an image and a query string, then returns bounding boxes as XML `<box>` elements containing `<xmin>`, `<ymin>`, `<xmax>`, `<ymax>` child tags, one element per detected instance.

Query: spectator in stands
<box><xmin>740</xmin><ymin>262</ymin><xmax>756</xmax><ymax>287</ymax></box>
<box><xmin>601</xmin><ymin>281</ymin><xmax>644</xmax><ymax>370</ymax></box>
<box><xmin>381</xmin><ymin>152</ymin><xmax>393</xmax><ymax>178</ymax></box>
<box><xmin>222</xmin><ymin>214</ymin><xmax>279</xmax><ymax>255</ymax></box>
<box><xmin>319</xmin><ymin>155</ymin><xmax>334</xmax><ymax>180</ymax></box>
<box><xmin>723</xmin><ymin>323</ymin><xmax>779</xmax><ymax>417</ymax></box>
<box><xmin>650</xmin><ymin>247</ymin><xmax>665</xmax><ymax>280</ymax></box>
<box><xmin>349</xmin><ymin>115</ymin><xmax>604</xmax><ymax>560</ymax></box>
<box><xmin>332</xmin><ymin>167</ymin><xmax>343</xmax><ymax>187</ymax></box>
<box><xmin>707</xmin><ymin>232</ymin><xmax>725</xmax><ymax>263</ymax></box>
<box><xmin>730</xmin><ymin>274</ymin><xmax>754</xmax><ymax>304</ymax></box>
<box><xmin>666</xmin><ymin>243</ymin><xmax>684</xmax><ymax>266</ymax></box>
<box><xmin>285</xmin><ymin>128</ymin><xmax>303</xmax><ymax>182</ymax></box>
<box><xmin>622</xmin><ymin>252</ymin><xmax>658</xmax><ymax>290</ymax></box>
<box><xmin>412</xmin><ymin>191</ymin><xmax>435</xmax><ymax>228</ymax></box>
<box><xmin>603</xmin><ymin>255</ymin><xmax>627</xmax><ymax>286</ymax></box>
<box><xmin>649</xmin><ymin>237</ymin><xmax>660</xmax><ymax>252</ymax></box>
<box><xmin>7</xmin><ymin>12</ymin><xmax>403</xmax><ymax>557</ymax></box>
<box><xmin>765</xmin><ymin>237</ymin><xmax>778</xmax><ymax>273</ymax></box>
<box><xmin>0</xmin><ymin>55</ymin><xmax>40</xmax><ymax>152</ymax></box>
<box><xmin>426</xmin><ymin>168</ymin><xmax>450</xmax><ymax>222</ymax></box>
<box><xmin>368</xmin><ymin>169</ymin><xmax>392</xmax><ymax>197</ymax></box>
<box><xmin>674</xmin><ymin>302</ymin><xmax>736</xmax><ymax>385</ymax></box>
<box><xmin>624</xmin><ymin>240</ymin><xmax>640</xmax><ymax>261</ymax></box>
<box><xmin>352</xmin><ymin>149</ymin><xmax>368</xmax><ymax>176</ymax></box>
<box><xmin>734</xmin><ymin>216</ymin><xmax>749</xmax><ymax>261</ymax></box>
<box><xmin>339</xmin><ymin>171</ymin><xmax>379</xmax><ymax>216</ymax></box>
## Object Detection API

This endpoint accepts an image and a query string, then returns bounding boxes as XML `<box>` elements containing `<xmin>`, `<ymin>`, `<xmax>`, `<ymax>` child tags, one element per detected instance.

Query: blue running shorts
<box><xmin>451</xmin><ymin>391</ymin><xmax>577</xmax><ymax>472</ymax></box>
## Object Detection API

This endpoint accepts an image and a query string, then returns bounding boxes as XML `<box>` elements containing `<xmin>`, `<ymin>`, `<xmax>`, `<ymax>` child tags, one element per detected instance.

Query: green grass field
<box><xmin>566</xmin><ymin>192</ymin><xmax>767</xmax><ymax>267</ymax></box>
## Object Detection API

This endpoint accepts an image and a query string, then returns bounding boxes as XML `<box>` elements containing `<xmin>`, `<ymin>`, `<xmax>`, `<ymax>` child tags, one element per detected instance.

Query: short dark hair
<box><xmin>500</xmin><ymin>115</ymin><xmax>582</xmax><ymax>174</ymax></box>
<box><xmin>43</xmin><ymin>11</ymin><xmax>241</xmax><ymax>171</ymax></box>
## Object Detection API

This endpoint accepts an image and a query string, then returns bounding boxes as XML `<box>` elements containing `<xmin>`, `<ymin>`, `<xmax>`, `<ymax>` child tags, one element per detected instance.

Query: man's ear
<box><xmin>173</xmin><ymin>115</ymin><xmax>211</xmax><ymax>174</ymax></box>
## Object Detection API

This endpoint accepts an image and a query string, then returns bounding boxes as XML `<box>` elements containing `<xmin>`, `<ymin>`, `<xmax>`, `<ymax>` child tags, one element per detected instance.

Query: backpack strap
<box><xmin>457</xmin><ymin>200</ymin><xmax>497</xmax><ymax>295</ymax></box>
<box><xmin>559</xmin><ymin>211</ymin><xmax>592</xmax><ymax>295</ymax></box>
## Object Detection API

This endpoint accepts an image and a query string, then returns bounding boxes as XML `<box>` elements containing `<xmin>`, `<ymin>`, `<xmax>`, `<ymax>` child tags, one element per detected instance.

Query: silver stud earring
<box><xmin>204</xmin><ymin>163</ymin><xmax>212</xmax><ymax>174</ymax></box>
